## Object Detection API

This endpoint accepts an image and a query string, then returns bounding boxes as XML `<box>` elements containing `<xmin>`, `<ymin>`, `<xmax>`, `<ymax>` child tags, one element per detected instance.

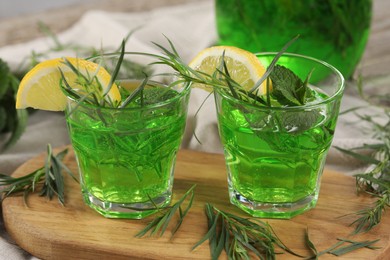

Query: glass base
<box><xmin>82</xmin><ymin>190</ymin><xmax>171</xmax><ymax>219</ymax></box>
<box><xmin>229</xmin><ymin>189</ymin><xmax>319</xmax><ymax>219</ymax></box>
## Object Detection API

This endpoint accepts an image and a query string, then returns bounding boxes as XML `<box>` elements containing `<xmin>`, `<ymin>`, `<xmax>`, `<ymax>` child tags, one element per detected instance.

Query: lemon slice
<box><xmin>16</xmin><ymin>57</ymin><xmax>121</xmax><ymax>111</ymax></box>
<box><xmin>189</xmin><ymin>46</ymin><xmax>269</xmax><ymax>95</ymax></box>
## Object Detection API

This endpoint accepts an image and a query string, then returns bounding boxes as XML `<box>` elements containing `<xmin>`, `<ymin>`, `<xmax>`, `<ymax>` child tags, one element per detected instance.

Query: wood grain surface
<box><xmin>2</xmin><ymin>147</ymin><xmax>389</xmax><ymax>259</ymax></box>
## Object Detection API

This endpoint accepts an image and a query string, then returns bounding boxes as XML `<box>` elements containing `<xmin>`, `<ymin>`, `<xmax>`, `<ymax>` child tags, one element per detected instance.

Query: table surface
<box><xmin>3</xmin><ymin>148</ymin><xmax>390</xmax><ymax>259</ymax></box>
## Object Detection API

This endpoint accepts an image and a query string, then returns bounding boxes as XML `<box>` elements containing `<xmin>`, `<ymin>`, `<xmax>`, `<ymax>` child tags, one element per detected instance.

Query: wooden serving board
<box><xmin>2</xmin><ymin>147</ymin><xmax>390</xmax><ymax>259</ymax></box>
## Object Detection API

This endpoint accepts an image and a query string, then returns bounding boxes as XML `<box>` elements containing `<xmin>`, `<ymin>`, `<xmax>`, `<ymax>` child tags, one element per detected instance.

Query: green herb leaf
<box><xmin>194</xmin><ymin>203</ymin><xmax>301</xmax><ymax>259</ymax></box>
<box><xmin>337</xmin><ymin>109</ymin><xmax>389</xmax><ymax>234</ymax></box>
<box><xmin>304</xmin><ymin>228</ymin><xmax>318</xmax><ymax>258</ymax></box>
<box><xmin>118</xmin><ymin>77</ymin><xmax>148</xmax><ymax>108</ymax></box>
<box><xmin>334</xmin><ymin>146</ymin><xmax>381</xmax><ymax>165</ymax></box>
<box><xmin>279</xmin><ymin>109</ymin><xmax>322</xmax><ymax>135</ymax></box>
<box><xmin>249</xmin><ymin>34</ymin><xmax>300</xmax><ymax>94</ymax></box>
<box><xmin>0</xmin><ymin>58</ymin><xmax>29</xmax><ymax>151</ymax></box>
<box><xmin>2</xmin><ymin>109</ymin><xmax>28</xmax><ymax>151</ymax></box>
<box><xmin>269</xmin><ymin>65</ymin><xmax>308</xmax><ymax>106</ymax></box>
<box><xmin>136</xmin><ymin>184</ymin><xmax>196</xmax><ymax>239</ymax></box>
<box><xmin>329</xmin><ymin>238</ymin><xmax>381</xmax><ymax>256</ymax></box>
<box><xmin>0</xmin><ymin>144</ymin><xmax>78</xmax><ymax>206</ymax></box>
<box><xmin>0</xmin><ymin>107</ymin><xmax>6</xmax><ymax>132</ymax></box>
<box><xmin>103</xmin><ymin>40</ymin><xmax>125</xmax><ymax>106</ymax></box>
<box><xmin>305</xmin><ymin>229</ymin><xmax>380</xmax><ymax>258</ymax></box>
<box><xmin>0</xmin><ymin>59</ymin><xmax>11</xmax><ymax>99</ymax></box>
<box><xmin>347</xmin><ymin>193</ymin><xmax>389</xmax><ymax>234</ymax></box>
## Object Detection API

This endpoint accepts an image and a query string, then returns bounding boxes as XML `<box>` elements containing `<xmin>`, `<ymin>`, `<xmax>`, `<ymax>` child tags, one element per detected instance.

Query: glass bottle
<box><xmin>215</xmin><ymin>0</ymin><xmax>372</xmax><ymax>79</ymax></box>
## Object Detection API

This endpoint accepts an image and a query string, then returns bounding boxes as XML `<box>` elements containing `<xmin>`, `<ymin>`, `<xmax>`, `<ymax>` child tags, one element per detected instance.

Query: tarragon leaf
<box><xmin>329</xmin><ymin>238</ymin><xmax>381</xmax><ymax>256</ymax></box>
<box><xmin>0</xmin><ymin>144</ymin><xmax>76</xmax><ymax>206</ymax></box>
<box><xmin>135</xmin><ymin>184</ymin><xmax>196</xmax><ymax>239</ymax></box>
<box><xmin>194</xmin><ymin>203</ymin><xmax>301</xmax><ymax>259</ymax></box>
<box><xmin>305</xmin><ymin>228</ymin><xmax>318</xmax><ymax>257</ymax></box>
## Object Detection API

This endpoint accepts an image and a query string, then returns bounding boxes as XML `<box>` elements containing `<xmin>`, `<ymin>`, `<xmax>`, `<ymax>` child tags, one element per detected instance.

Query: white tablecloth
<box><xmin>0</xmin><ymin>1</ymin><xmax>383</xmax><ymax>259</ymax></box>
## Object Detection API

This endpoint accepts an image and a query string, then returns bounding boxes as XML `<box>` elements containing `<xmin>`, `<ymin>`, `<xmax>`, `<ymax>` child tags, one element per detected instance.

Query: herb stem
<box><xmin>0</xmin><ymin>144</ymin><xmax>77</xmax><ymax>206</ymax></box>
<box><xmin>195</xmin><ymin>203</ymin><xmax>301</xmax><ymax>259</ymax></box>
<box><xmin>135</xmin><ymin>184</ymin><xmax>196</xmax><ymax>239</ymax></box>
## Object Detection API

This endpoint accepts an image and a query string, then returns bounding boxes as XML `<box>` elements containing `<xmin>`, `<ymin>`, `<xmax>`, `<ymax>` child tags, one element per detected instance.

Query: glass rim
<box><xmin>215</xmin><ymin>52</ymin><xmax>345</xmax><ymax>111</ymax></box>
<box><xmin>65</xmin><ymin>79</ymin><xmax>192</xmax><ymax>111</ymax></box>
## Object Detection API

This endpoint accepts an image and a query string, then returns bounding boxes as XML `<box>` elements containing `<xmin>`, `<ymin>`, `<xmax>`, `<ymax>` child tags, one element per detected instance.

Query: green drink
<box><xmin>215</xmin><ymin>0</ymin><xmax>372</xmax><ymax>79</ymax></box>
<box><xmin>66</xmin><ymin>82</ymin><xmax>191</xmax><ymax>219</ymax></box>
<box><xmin>214</xmin><ymin>53</ymin><xmax>344</xmax><ymax>218</ymax></box>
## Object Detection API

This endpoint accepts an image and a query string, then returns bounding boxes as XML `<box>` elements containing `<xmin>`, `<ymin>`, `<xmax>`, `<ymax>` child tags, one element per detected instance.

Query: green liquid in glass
<box><xmin>66</xmin><ymin>87</ymin><xmax>187</xmax><ymax>218</ymax></box>
<box><xmin>216</xmin><ymin>88</ymin><xmax>339</xmax><ymax>218</ymax></box>
<box><xmin>216</xmin><ymin>0</ymin><xmax>372</xmax><ymax>79</ymax></box>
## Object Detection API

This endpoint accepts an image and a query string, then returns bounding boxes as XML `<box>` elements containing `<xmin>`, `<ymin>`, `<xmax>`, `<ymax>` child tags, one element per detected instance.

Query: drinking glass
<box><xmin>215</xmin><ymin>0</ymin><xmax>372</xmax><ymax>79</ymax></box>
<box><xmin>65</xmin><ymin>81</ymin><xmax>191</xmax><ymax>219</ymax></box>
<box><xmin>214</xmin><ymin>53</ymin><xmax>345</xmax><ymax>218</ymax></box>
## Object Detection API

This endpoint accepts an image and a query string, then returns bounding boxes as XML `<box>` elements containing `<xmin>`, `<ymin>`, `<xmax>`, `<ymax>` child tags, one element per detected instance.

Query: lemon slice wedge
<box><xmin>16</xmin><ymin>57</ymin><xmax>121</xmax><ymax>111</ymax></box>
<box><xmin>189</xmin><ymin>46</ymin><xmax>269</xmax><ymax>95</ymax></box>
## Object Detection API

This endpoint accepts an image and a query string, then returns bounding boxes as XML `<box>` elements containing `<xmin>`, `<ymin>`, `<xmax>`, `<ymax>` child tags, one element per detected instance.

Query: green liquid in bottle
<box><xmin>216</xmin><ymin>0</ymin><xmax>372</xmax><ymax>79</ymax></box>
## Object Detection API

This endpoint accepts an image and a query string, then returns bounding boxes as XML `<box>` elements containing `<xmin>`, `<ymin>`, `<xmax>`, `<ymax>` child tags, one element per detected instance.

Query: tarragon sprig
<box><xmin>305</xmin><ymin>228</ymin><xmax>380</xmax><ymax>259</ymax></box>
<box><xmin>193</xmin><ymin>203</ymin><xmax>300</xmax><ymax>260</ymax></box>
<box><xmin>349</xmin><ymin>193</ymin><xmax>389</xmax><ymax>234</ymax></box>
<box><xmin>336</xmin><ymin>108</ymin><xmax>389</xmax><ymax>234</ymax></box>
<box><xmin>136</xmin><ymin>184</ymin><xmax>196</xmax><ymax>239</ymax></box>
<box><xmin>87</xmin><ymin>35</ymin><xmax>315</xmax><ymax>113</ymax></box>
<box><xmin>61</xmin><ymin>40</ymin><xmax>177</xmax><ymax>110</ymax></box>
<box><xmin>96</xmin><ymin>36</ymin><xmax>238</xmax><ymax>95</ymax></box>
<box><xmin>0</xmin><ymin>144</ymin><xmax>78</xmax><ymax>206</ymax></box>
